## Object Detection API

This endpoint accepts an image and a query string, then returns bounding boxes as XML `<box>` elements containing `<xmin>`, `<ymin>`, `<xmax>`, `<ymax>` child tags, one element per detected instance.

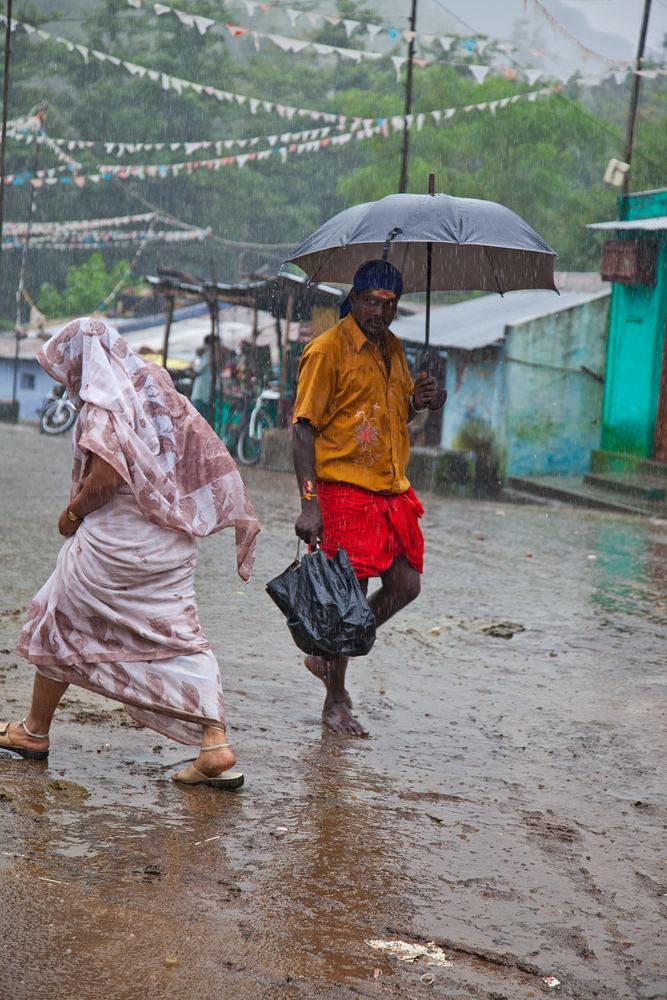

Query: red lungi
<box><xmin>317</xmin><ymin>480</ymin><xmax>424</xmax><ymax>580</ymax></box>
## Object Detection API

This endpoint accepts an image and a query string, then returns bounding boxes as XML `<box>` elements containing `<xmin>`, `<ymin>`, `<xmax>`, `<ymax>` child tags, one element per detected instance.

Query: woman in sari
<box><xmin>0</xmin><ymin>317</ymin><xmax>260</xmax><ymax>790</ymax></box>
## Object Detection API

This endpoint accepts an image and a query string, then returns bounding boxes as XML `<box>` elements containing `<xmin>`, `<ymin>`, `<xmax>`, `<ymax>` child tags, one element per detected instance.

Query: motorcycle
<box><xmin>40</xmin><ymin>384</ymin><xmax>78</xmax><ymax>435</ymax></box>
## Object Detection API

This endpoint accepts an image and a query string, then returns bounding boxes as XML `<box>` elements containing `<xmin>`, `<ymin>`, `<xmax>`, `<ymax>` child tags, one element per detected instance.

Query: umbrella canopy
<box><xmin>285</xmin><ymin>193</ymin><xmax>557</xmax><ymax>295</ymax></box>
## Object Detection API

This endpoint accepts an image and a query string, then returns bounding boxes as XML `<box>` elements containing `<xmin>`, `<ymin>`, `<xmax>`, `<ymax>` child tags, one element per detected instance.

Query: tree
<box><xmin>37</xmin><ymin>253</ymin><xmax>130</xmax><ymax>317</ymax></box>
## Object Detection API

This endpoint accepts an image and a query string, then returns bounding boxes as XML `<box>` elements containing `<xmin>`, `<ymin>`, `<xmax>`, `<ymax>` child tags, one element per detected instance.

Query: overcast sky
<box><xmin>410</xmin><ymin>0</ymin><xmax>666</xmax><ymax>64</ymax></box>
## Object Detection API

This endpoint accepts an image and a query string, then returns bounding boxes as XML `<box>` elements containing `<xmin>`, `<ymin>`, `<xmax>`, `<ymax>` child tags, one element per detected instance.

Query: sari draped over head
<box><xmin>37</xmin><ymin>316</ymin><xmax>259</xmax><ymax>579</ymax></box>
<box><xmin>16</xmin><ymin>317</ymin><xmax>260</xmax><ymax>745</ymax></box>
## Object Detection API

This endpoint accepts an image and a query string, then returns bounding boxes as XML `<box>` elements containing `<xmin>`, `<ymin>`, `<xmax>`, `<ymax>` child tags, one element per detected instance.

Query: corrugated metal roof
<box><xmin>390</xmin><ymin>288</ymin><xmax>610</xmax><ymax>351</ymax></box>
<box><xmin>587</xmin><ymin>216</ymin><xmax>667</xmax><ymax>231</ymax></box>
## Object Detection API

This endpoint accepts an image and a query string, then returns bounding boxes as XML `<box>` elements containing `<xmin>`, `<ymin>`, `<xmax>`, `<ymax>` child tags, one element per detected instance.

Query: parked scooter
<box><xmin>40</xmin><ymin>384</ymin><xmax>78</xmax><ymax>435</ymax></box>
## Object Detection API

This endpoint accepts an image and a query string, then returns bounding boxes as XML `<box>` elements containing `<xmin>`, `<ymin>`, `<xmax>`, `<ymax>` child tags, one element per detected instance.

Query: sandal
<box><xmin>172</xmin><ymin>743</ymin><xmax>244</xmax><ymax>790</ymax></box>
<box><xmin>0</xmin><ymin>719</ymin><xmax>50</xmax><ymax>761</ymax></box>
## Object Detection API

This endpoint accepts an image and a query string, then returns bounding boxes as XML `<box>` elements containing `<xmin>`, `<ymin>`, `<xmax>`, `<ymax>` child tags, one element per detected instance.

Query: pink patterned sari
<box><xmin>16</xmin><ymin>317</ymin><xmax>260</xmax><ymax>745</ymax></box>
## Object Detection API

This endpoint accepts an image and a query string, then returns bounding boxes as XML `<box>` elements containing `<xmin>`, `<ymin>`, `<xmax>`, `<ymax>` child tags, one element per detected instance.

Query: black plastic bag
<box><xmin>266</xmin><ymin>545</ymin><xmax>376</xmax><ymax>659</ymax></box>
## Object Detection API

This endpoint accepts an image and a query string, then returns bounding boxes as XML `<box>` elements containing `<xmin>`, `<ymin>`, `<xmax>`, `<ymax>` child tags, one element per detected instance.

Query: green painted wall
<box><xmin>600</xmin><ymin>188</ymin><xmax>667</xmax><ymax>456</ymax></box>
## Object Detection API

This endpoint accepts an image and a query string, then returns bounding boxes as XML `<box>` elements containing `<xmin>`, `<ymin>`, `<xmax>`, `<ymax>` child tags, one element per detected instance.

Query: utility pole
<box><xmin>11</xmin><ymin>137</ymin><xmax>38</xmax><ymax>419</ymax></box>
<box><xmin>398</xmin><ymin>0</ymin><xmax>417</xmax><ymax>194</ymax></box>
<box><xmin>0</xmin><ymin>0</ymin><xmax>13</xmax><ymax>286</ymax></box>
<box><xmin>622</xmin><ymin>0</ymin><xmax>652</xmax><ymax>197</ymax></box>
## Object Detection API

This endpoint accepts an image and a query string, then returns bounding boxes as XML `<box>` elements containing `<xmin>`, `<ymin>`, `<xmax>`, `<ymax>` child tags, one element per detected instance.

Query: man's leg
<box><xmin>304</xmin><ymin>579</ymin><xmax>370</xmax><ymax>736</ymax></box>
<box><xmin>305</xmin><ymin>557</ymin><xmax>421</xmax><ymax>736</ymax></box>
<box><xmin>368</xmin><ymin>554</ymin><xmax>421</xmax><ymax>627</ymax></box>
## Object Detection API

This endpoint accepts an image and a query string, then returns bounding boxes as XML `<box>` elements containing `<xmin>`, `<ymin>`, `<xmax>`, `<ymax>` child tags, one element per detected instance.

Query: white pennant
<box><xmin>366</xmin><ymin>24</ymin><xmax>383</xmax><ymax>39</ymax></box>
<box><xmin>439</xmin><ymin>36</ymin><xmax>454</xmax><ymax>52</ymax></box>
<box><xmin>127</xmin><ymin>0</ymin><xmax>141</xmax><ymax>7</ymax></box>
<box><xmin>391</xmin><ymin>55</ymin><xmax>407</xmax><ymax>81</ymax></box>
<box><xmin>343</xmin><ymin>19</ymin><xmax>360</xmax><ymax>38</ymax></box>
<box><xmin>306</xmin><ymin>13</ymin><xmax>321</xmax><ymax>27</ymax></box>
<box><xmin>193</xmin><ymin>15</ymin><xmax>214</xmax><ymax>34</ymax></box>
<box><xmin>313</xmin><ymin>43</ymin><xmax>334</xmax><ymax>55</ymax></box>
<box><xmin>75</xmin><ymin>44</ymin><xmax>89</xmax><ymax>62</ymax></box>
<box><xmin>469</xmin><ymin>64</ymin><xmax>490</xmax><ymax>84</ymax></box>
<box><xmin>175</xmin><ymin>10</ymin><xmax>195</xmax><ymax>28</ymax></box>
<box><xmin>402</xmin><ymin>29</ymin><xmax>417</xmax><ymax>43</ymax></box>
<box><xmin>524</xmin><ymin>69</ymin><xmax>542</xmax><ymax>86</ymax></box>
<box><xmin>285</xmin><ymin>7</ymin><xmax>300</xmax><ymax>27</ymax></box>
<box><xmin>154</xmin><ymin>3</ymin><xmax>170</xmax><ymax>14</ymax></box>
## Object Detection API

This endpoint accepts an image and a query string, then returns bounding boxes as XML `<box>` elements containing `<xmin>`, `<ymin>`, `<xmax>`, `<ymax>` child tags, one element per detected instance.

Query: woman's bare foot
<box><xmin>322</xmin><ymin>695</ymin><xmax>369</xmax><ymax>736</ymax></box>
<box><xmin>304</xmin><ymin>656</ymin><xmax>353</xmax><ymax>708</ymax></box>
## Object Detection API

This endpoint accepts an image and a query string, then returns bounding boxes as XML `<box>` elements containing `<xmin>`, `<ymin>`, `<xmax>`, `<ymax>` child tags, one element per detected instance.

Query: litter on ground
<box><xmin>365</xmin><ymin>939</ymin><xmax>453</xmax><ymax>967</ymax></box>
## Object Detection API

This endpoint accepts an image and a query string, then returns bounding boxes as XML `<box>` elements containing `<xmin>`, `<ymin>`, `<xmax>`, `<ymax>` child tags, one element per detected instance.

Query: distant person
<box><xmin>0</xmin><ymin>318</ymin><xmax>259</xmax><ymax>790</ymax></box>
<box><xmin>292</xmin><ymin>260</ymin><xmax>445</xmax><ymax>736</ymax></box>
<box><xmin>190</xmin><ymin>334</ymin><xmax>215</xmax><ymax>423</ymax></box>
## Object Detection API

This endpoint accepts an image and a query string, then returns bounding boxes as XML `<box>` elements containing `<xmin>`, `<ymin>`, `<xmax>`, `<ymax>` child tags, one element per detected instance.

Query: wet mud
<box><xmin>1</xmin><ymin>423</ymin><xmax>666</xmax><ymax>999</ymax></box>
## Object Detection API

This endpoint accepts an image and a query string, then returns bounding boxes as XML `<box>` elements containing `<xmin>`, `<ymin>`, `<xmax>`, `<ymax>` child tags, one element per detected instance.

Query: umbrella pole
<box><xmin>424</xmin><ymin>241</ymin><xmax>432</xmax><ymax>374</ymax></box>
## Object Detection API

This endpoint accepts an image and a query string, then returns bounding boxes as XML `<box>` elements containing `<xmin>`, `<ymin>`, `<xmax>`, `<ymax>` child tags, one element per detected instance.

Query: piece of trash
<box><xmin>274</xmin><ymin>826</ymin><xmax>288</xmax><ymax>838</ymax></box>
<box><xmin>587</xmin><ymin>554</ymin><xmax>597</xmax><ymax>560</ymax></box>
<box><xmin>429</xmin><ymin>626</ymin><xmax>441</xmax><ymax>634</ymax></box>
<box><xmin>38</xmin><ymin>876</ymin><xmax>68</xmax><ymax>886</ymax></box>
<box><xmin>163</xmin><ymin>956</ymin><xmax>179</xmax><ymax>968</ymax></box>
<box><xmin>476</xmin><ymin>535</ymin><xmax>484</xmax><ymax>540</ymax></box>
<box><xmin>193</xmin><ymin>835</ymin><xmax>221</xmax><ymax>846</ymax></box>
<box><xmin>366</xmin><ymin>940</ymin><xmax>453</xmax><ymax>967</ymax></box>
<box><xmin>495</xmin><ymin>510</ymin><xmax>505</xmax><ymax>516</ymax></box>
<box><xmin>542</xmin><ymin>976</ymin><xmax>560</xmax><ymax>987</ymax></box>
<box><xmin>462</xmin><ymin>618</ymin><xmax>525</xmax><ymax>639</ymax></box>
<box><xmin>373</xmin><ymin>968</ymin><xmax>381</xmax><ymax>979</ymax></box>
<box><xmin>420</xmin><ymin>973</ymin><xmax>435</xmax><ymax>984</ymax></box>
<box><xmin>526</xmin><ymin>553</ymin><xmax>533</xmax><ymax>558</ymax></box>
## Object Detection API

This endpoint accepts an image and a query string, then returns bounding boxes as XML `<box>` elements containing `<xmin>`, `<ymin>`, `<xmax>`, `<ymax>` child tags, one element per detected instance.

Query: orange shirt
<box><xmin>293</xmin><ymin>312</ymin><xmax>415</xmax><ymax>494</ymax></box>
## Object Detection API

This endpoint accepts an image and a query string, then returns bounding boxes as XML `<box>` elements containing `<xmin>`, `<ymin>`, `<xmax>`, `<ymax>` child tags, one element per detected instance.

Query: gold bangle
<box><xmin>300</xmin><ymin>492</ymin><xmax>318</xmax><ymax>501</ymax></box>
<box><xmin>67</xmin><ymin>506</ymin><xmax>83</xmax><ymax>522</ymax></box>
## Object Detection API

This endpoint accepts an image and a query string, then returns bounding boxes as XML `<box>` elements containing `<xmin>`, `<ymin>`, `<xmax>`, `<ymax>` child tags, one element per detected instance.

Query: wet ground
<box><xmin>1</xmin><ymin>422</ymin><xmax>666</xmax><ymax>1000</ymax></box>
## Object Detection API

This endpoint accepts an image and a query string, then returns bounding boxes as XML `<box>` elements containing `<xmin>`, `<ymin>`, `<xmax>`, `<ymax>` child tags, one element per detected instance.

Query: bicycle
<box><xmin>237</xmin><ymin>385</ymin><xmax>279</xmax><ymax>465</ymax></box>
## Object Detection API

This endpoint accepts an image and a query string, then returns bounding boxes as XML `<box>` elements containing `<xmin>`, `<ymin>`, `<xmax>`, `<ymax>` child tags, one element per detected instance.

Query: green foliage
<box><xmin>2</xmin><ymin>0</ymin><xmax>666</xmax><ymax>323</ymax></box>
<box><xmin>37</xmin><ymin>253</ymin><xmax>130</xmax><ymax>317</ymax></box>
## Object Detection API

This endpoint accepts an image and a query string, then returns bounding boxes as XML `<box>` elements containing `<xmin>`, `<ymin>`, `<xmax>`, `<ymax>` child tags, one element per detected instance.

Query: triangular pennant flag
<box><xmin>290</xmin><ymin>38</ymin><xmax>310</xmax><ymax>53</ymax></box>
<box><xmin>147</xmin><ymin>69</ymin><xmax>160</xmax><ymax>81</ymax></box>
<box><xmin>476</xmin><ymin>102</ymin><xmax>487</xmax><ymax>111</ymax></box>
<box><xmin>193</xmin><ymin>13</ymin><xmax>214</xmax><ymax>33</ymax></box>
<box><xmin>127</xmin><ymin>0</ymin><xmax>141</xmax><ymax>7</ymax></box>
<box><xmin>337</xmin><ymin>47</ymin><xmax>362</xmax><ymax>62</ymax></box>
<box><xmin>402</xmin><ymin>29</ymin><xmax>417</xmax><ymax>43</ymax></box>
<box><xmin>390</xmin><ymin>55</ymin><xmax>407</xmax><ymax>81</ymax></box>
<box><xmin>235</xmin><ymin>94</ymin><xmax>247</xmax><ymax>104</ymax></box>
<box><xmin>463</xmin><ymin>39</ymin><xmax>476</xmax><ymax>52</ymax></box>
<box><xmin>386</xmin><ymin>27</ymin><xmax>399</xmax><ymax>40</ymax></box>
<box><xmin>501</xmin><ymin>67</ymin><xmax>517</xmax><ymax>80</ymax></box>
<box><xmin>421</xmin><ymin>34</ymin><xmax>435</xmax><ymax>45</ymax></box>
<box><xmin>262</xmin><ymin>101</ymin><xmax>273</xmax><ymax>113</ymax></box>
<box><xmin>366</xmin><ymin>24</ymin><xmax>382</xmax><ymax>39</ymax></box>
<box><xmin>363</xmin><ymin>51</ymin><xmax>384</xmax><ymax>61</ymax></box>
<box><xmin>476</xmin><ymin>40</ymin><xmax>489</xmax><ymax>55</ymax></box>
<box><xmin>269</xmin><ymin>34</ymin><xmax>293</xmax><ymax>51</ymax></box>
<box><xmin>75</xmin><ymin>44</ymin><xmax>89</xmax><ymax>62</ymax></box>
<box><xmin>154</xmin><ymin>3</ymin><xmax>170</xmax><ymax>14</ymax></box>
<box><xmin>161</xmin><ymin>73</ymin><xmax>171</xmax><ymax>90</ymax></box>
<box><xmin>244</xmin><ymin>0</ymin><xmax>258</xmax><ymax>15</ymax></box>
<box><xmin>614</xmin><ymin>71</ymin><xmax>628</xmax><ymax>85</ymax></box>
<box><xmin>431</xmin><ymin>110</ymin><xmax>441</xmax><ymax>122</ymax></box>
<box><xmin>250</xmin><ymin>98</ymin><xmax>260</xmax><ymax>113</ymax></box>
<box><xmin>190</xmin><ymin>82</ymin><xmax>203</xmax><ymax>93</ymax></box>
<box><xmin>226</xmin><ymin>24</ymin><xmax>248</xmax><ymax>36</ymax></box>
<box><xmin>285</xmin><ymin>8</ymin><xmax>300</xmax><ymax>27</ymax></box>
<box><xmin>525</xmin><ymin>69</ymin><xmax>542</xmax><ymax>85</ymax></box>
<box><xmin>416</xmin><ymin>113</ymin><xmax>425</xmax><ymax>130</ymax></box>
<box><xmin>92</xmin><ymin>49</ymin><xmax>107</xmax><ymax>62</ymax></box>
<box><xmin>439</xmin><ymin>36</ymin><xmax>454</xmax><ymax>52</ymax></box>
<box><xmin>527</xmin><ymin>91</ymin><xmax>538</xmax><ymax>102</ymax></box>
<box><xmin>175</xmin><ymin>10</ymin><xmax>195</xmax><ymax>28</ymax></box>
<box><xmin>488</xmin><ymin>100</ymin><xmax>499</xmax><ymax>114</ymax></box>
<box><xmin>496</xmin><ymin>43</ymin><xmax>514</xmax><ymax>54</ymax></box>
<box><xmin>22</xmin><ymin>22</ymin><xmax>36</xmax><ymax>33</ymax></box>
<box><xmin>637</xmin><ymin>69</ymin><xmax>658</xmax><ymax>78</ymax></box>
<box><xmin>469</xmin><ymin>64</ymin><xmax>490</xmax><ymax>84</ymax></box>
<box><xmin>343</xmin><ymin>19</ymin><xmax>360</xmax><ymax>38</ymax></box>
<box><xmin>324</xmin><ymin>16</ymin><xmax>340</xmax><ymax>25</ymax></box>
<box><xmin>443</xmin><ymin>108</ymin><xmax>456</xmax><ymax>119</ymax></box>
<box><xmin>106</xmin><ymin>54</ymin><xmax>121</xmax><ymax>65</ymax></box>
<box><xmin>313</xmin><ymin>43</ymin><xmax>334</xmax><ymax>55</ymax></box>
<box><xmin>306</xmin><ymin>12</ymin><xmax>321</xmax><ymax>27</ymax></box>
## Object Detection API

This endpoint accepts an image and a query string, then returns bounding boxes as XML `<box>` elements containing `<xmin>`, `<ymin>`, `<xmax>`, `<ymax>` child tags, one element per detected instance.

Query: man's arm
<box><xmin>293</xmin><ymin>418</ymin><xmax>323</xmax><ymax>548</ymax></box>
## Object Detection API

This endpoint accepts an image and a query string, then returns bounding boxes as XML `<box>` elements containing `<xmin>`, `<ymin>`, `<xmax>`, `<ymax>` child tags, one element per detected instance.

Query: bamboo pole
<box><xmin>278</xmin><ymin>290</ymin><xmax>294</xmax><ymax>427</ymax></box>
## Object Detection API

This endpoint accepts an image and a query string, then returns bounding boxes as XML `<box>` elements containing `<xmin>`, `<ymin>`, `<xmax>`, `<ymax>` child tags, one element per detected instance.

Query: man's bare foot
<box><xmin>322</xmin><ymin>696</ymin><xmax>369</xmax><ymax>736</ymax></box>
<box><xmin>170</xmin><ymin>745</ymin><xmax>236</xmax><ymax>781</ymax></box>
<box><xmin>304</xmin><ymin>656</ymin><xmax>353</xmax><ymax>708</ymax></box>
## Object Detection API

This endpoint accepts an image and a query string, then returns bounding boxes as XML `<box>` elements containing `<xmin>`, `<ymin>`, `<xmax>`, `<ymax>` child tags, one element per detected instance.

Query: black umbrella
<box><xmin>285</xmin><ymin>175</ymin><xmax>557</xmax><ymax>360</ymax></box>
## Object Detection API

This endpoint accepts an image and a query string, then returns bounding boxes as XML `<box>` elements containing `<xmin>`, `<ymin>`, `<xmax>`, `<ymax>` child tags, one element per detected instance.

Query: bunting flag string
<box><xmin>126</xmin><ymin>0</ymin><xmax>487</xmax><ymax>54</ymax></box>
<box><xmin>2</xmin><ymin>211</ymin><xmax>211</xmax><ymax>249</ymax></box>
<box><xmin>529</xmin><ymin>0</ymin><xmax>634</xmax><ymax>68</ymax></box>
<box><xmin>1</xmin><ymin>87</ymin><xmax>559</xmax><ymax>190</ymax></box>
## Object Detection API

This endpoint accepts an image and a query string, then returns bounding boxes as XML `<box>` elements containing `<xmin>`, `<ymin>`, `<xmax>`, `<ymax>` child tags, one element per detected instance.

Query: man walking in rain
<box><xmin>292</xmin><ymin>260</ymin><xmax>445</xmax><ymax>735</ymax></box>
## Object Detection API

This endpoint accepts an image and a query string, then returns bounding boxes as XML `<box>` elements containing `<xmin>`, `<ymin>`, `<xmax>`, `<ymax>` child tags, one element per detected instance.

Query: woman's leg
<box><xmin>6</xmin><ymin>671</ymin><xmax>69</xmax><ymax>749</ymax></box>
<box><xmin>171</xmin><ymin>724</ymin><xmax>236</xmax><ymax>780</ymax></box>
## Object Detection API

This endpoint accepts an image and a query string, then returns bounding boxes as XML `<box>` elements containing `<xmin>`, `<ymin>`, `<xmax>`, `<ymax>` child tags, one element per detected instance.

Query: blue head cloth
<box><xmin>339</xmin><ymin>259</ymin><xmax>404</xmax><ymax>319</ymax></box>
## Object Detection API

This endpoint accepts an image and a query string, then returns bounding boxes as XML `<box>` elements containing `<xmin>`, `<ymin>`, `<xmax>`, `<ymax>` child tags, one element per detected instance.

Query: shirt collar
<box><xmin>341</xmin><ymin>312</ymin><xmax>399</xmax><ymax>354</ymax></box>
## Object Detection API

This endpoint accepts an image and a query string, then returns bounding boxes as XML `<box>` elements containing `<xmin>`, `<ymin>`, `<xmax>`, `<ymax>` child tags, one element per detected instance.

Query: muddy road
<box><xmin>0</xmin><ymin>423</ymin><xmax>665</xmax><ymax>1000</ymax></box>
